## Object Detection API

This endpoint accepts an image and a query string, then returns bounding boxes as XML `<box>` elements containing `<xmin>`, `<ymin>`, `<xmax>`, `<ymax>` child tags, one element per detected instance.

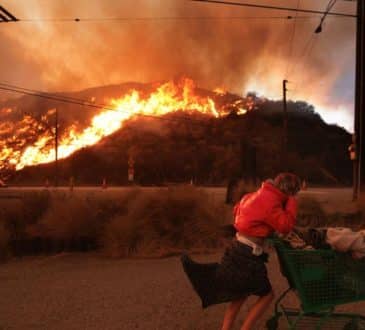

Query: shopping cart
<box><xmin>266</xmin><ymin>238</ymin><xmax>365</xmax><ymax>329</ymax></box>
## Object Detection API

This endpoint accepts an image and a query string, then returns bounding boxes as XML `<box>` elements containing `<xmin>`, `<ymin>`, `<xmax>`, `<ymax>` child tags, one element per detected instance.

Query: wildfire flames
<box><xmin>0</xmin><ymin>78</ymin><xmax>251</xmax><ymax>172</ymax></box>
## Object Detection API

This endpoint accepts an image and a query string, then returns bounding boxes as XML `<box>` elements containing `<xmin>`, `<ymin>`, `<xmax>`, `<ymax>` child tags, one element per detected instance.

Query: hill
<box><xmin>0</xmin><ymin>81</ymin><xmax>352</xmax><ymax>185</ymax></box>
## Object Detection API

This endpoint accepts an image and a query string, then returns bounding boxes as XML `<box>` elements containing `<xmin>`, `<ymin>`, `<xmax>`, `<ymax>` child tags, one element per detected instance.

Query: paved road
<box><xmin>0</xmin><ymin>251</ymin><xmax>364</xmax><ymax>330</ymax></box>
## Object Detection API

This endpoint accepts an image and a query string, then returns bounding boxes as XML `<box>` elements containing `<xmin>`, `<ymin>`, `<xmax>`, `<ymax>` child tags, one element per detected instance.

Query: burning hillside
<box><xmin>0</xmin><ymin>78</ymin><xmax>253</xmax><ymax>173</ymax></box>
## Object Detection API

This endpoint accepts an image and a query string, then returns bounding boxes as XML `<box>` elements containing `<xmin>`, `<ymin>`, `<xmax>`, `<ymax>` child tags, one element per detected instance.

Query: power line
<box><xmin>289</xmin><ymin>0</ymin><xmax>338</xmax><ymax>99</ymax></box>
<box><xmin>4</xmin><ymin>15</ymin><xmax>334</xmax><ymax>23</ymax></box>
<box><xmin>0</xmin><ymin>83</ymin><xmax>225</xmax><ymax>128</ymax></box>
<box><xmin>288</xmin><ymin>27</ymin><xmax>317</xmax><ymax>84</ymax></box>
<box><xmin>0</xmin><ymin>84</ymin><xmax>210</xmax><ymax>127</ymax></box>
<box><xmin>0</xmin><ymin>82</ymin><xmax>227</xmax><ymax>124</ymax></box>
<box><xmin>289</xmin><ymin>34</ymin><xmax>319</xmax><ymax>99</ymax></box>
<box><xmin>191</xmin><ymin>0</ymin><xmax>357</xmax><ymax>18</ymax></box>
<box><xmin>0</xmin><ymin>82</ymin><xmax>111</xmax><ymax>108</ymax></box>
<box><xmin>285</xmin><ymin>0</ymin><xmax>301</xmax><ymax>79</ymax></box>
<box><xmin>0</xmin><ymin>5</ymin><xmax>18</xmax><ymax>23</ymax></box>
<box><xmin>315</xmin><ymin>0</ymin><xmax>338</xmax><ymax>33</ymax></box>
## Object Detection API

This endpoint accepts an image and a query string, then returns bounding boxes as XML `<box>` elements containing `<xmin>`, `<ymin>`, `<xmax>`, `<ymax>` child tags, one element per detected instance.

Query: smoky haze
<box><xmin>0</xmin><ymin>0</ymin><xmax>357</xmax><ymax>130</ymax></box>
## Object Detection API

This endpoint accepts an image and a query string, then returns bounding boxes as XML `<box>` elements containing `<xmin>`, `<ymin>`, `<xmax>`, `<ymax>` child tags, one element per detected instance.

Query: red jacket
<box><xmin>234</xmin><ymin>181</ymin><xmax>297</xmax><ymax>238</ymax></box>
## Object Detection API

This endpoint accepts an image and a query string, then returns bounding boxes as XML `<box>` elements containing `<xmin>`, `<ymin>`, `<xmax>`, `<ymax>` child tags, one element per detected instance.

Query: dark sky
<box><xmin>0</xmin><ymin>0</ymin><xmax>357</xmax><ymax>131</ymax></box>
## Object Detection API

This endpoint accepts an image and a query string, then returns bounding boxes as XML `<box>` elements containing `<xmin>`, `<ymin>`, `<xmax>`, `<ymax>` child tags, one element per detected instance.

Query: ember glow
<box><xmin>214</xmin><ymin>87</ymin><xmax>227</xmax><ymax>96</ymax></box>
<box><xmin>0</xmin><ymin>78</ymin><xmax>248</xmax><ymax>171</ymax></box>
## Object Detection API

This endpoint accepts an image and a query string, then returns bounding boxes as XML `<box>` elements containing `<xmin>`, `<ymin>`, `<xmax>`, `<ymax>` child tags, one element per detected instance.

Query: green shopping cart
<box><xmin>266</xmin><ymin>238</ymin><xmax>365</xmax><ymax>329</ymax></box>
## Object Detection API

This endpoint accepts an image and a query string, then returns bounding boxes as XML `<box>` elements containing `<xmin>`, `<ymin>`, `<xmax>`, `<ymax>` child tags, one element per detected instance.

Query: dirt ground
<box><xmin>0</xmin><ymin>250</ymin><xmax>364</xmax><ymax>330</ymax></box>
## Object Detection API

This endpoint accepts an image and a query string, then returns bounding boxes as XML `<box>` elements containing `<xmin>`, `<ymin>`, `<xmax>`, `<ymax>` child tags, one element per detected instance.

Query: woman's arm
<box><xmin>266</xmin><ymin>196</ymin><xmax>297</xmax><ymax>234</ymax></box>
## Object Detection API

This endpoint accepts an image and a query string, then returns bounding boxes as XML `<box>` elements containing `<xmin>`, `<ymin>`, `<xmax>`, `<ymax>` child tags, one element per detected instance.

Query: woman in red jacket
<box><xmin>181</xmin><ymin>173</ymin><xmax>301</xmax><ymax>330</ymax></box>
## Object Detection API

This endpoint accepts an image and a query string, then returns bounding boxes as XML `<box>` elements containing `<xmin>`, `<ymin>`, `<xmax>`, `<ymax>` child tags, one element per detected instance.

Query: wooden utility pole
<box><xmin>282</xmin><ymin>79</ymin><xmax>288</xmax><ymax>167</ymax></box>
<box><xmin>54</xmin><ymin>108</ymin><xmax>59</xmax><ymax>187</ymax></box>
<box><xmin>128</xmin><ymin>154</ymin><xmax>135</xmax><ymax>183</ymax></box>
<box><xmin>354</xmin><ymin>0</ymin><xmax>365</xmax><ymax>199</ymax></box>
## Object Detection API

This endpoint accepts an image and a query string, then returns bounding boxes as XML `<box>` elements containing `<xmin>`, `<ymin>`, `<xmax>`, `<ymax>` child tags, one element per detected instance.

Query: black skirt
<box><xmin>181</xmin><ymin>241</ymin><xmax>272</xmax><ymax>308</ymax></box>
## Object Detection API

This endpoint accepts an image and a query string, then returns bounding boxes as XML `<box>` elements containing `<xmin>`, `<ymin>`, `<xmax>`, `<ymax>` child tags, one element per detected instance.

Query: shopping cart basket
<box><xmin>266</xmin><ymin>238</ymin><xmax>365</xmax><ymax>329</ymax></box>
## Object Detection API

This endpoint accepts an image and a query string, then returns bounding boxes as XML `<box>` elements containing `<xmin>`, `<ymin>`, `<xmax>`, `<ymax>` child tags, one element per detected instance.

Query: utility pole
<box><xmin>128</xmin><ymin>153</ymin><xmax>135</xmax><ymax>184</ymax></box>
<box><xmin>354</xmin><ymin>0</ymin><xmax>364</xmax><ymax>199</ymax></box>
<box><xmin>195</xmin><ymin>0</ymin><xmax>362</xmax><ymax>196</ymax></box>
<box><xmin>282</xmin><ymin>79</ymin><xmax>288</xmax><ymax>168</ymax></box>
<box><xmin>54</xmin><ymin>108</ymin><xmax>58</xmax><ymax>187</ymax></box>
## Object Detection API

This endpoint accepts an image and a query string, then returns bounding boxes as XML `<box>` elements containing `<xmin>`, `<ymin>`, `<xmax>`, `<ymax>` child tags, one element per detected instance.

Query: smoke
<box><xmin>0</xmin><ymin>0</ymin><xmax>357</xmax><ymax>130</ymax></box>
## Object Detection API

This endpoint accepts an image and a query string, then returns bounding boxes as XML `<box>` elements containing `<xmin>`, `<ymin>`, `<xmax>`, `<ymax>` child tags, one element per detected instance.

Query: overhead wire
<box><xmin>0</xmin><ymin>83</ymin><xmax>230</xmax><ymax>128</ymax></box>
<box><xmin>0</xmin><ymin>82</ymin><xmax>112</xmax><ymax>108</ymax></box>
<box><xmin>189</xmin><ymin>0</ymin><xmax>354</xmax><ymax>106</ymax></box>
<box><xmin>286</xmin><ymin>0</ymin><xmax>339</xmax><ymax>100</ymax></box>
<box><xmin>0</xmin><ymin>0</ymin><xmax>353</xmax><ymax>118</ymax></box>
<box><xmin>0</xmin><ymin>0</ymin><xmax>357</xmax><ymax>24</ymax></box>
<box><xmin>315</xmin><ymin>0</ymin><xmax>338</xmax><ymax>32</ymax></box>
<box><xmin>285</xmin><ymin>0</ymin><xmax>301</xmax><ymax>79</ymax></box>
<box><xmin>289</xmin><ymin>34</ymin><xmax>319</xmax><ymax>99</ymax></box>
<box><xmin>3</xmin><ymin>15</ymin><xmax>338</xmax><ymax>23</ymax></box>
<box><xmin>1</xmin><ymin>83</ymin><xmax>135</xmax><ymax>110</ymax></box>
<box><xmin>0</xmin><ymin>83</ymin><xmax>247</xmax><ymax>163</ymax></box>
<box><xmin>191</xmin><ymin>0</ymin><xmax>356</xmax><ymax>18</ymax></box>
<box><xmin>0</xmin><ymin>5</ymin><xmax>18</xmax><ymax>22</ymax></box>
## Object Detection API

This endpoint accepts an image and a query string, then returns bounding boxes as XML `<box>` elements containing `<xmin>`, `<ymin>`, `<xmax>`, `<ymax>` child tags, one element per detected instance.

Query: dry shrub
<box><xmin>0</xmin><ymin>187</ymin><xmax>229</xmax><ymax>257</ymax></box>
<box><xmin>0</xmin><ymin>188</ymin><xmax>149</xmax><ymax>255</ymax></box>
<box><xmin>0</xmin><ymin>220</ymin><xmax>10</xmax><ymax>261</ymax></box>
<box><xmin>297</xmin><ymin>196</ymin><xmax>327</xmax><ymax>227</ymax></box>
<box><xmin>323</xmin><ymin>212</ymin><xmax>363</xmax><ymax>229</ymax></box>
<box><xmin>39</xmin><ymin>193</ymin><xmax>100</xmax><ymax>240</ymax></box>
<box><xmin>227</xmin><ymin>179</ymin><xmax>257</xmax><ymax>205</ymax></box>
<box><xmin>341</xmin><ymin>196</ymin><xmax>365</xmax><ymax>230</ymax></box>
<box><xmin>0</xmin><ymin>192</ymin><xmax>51</xmax><ymax>243</ymax></box>
<box><xmin>356</xmin><ymin>194</ymin><xmax>365</xmax><ymax>229</ymax></box>
<box><xmin>93</xmin><ymin>188</ymin><xmax>141</xmax><ymax>223</ymax></box>
<box><xmin>296</xmin><ymin>195</ymin><xmax>361</xmax><ymax>228</ymax></box>
<box><xmin>102</xmin><ymin>214</ymin><xmax>139</xmax><ymax>257</ymax></box>
<box><xmin>21</xmin><ymin>191</ymin><xmax>50</xmax><ymax>225</ymax></box>
<box><xmin>0</xmin><ymin>199</ymin><xmax>25</xmax><ymax>241</ymax></box>
<box><xmin>102</xmin><ymin>186</ymin><xmax>228</xmax><ymax>257</ymax></box>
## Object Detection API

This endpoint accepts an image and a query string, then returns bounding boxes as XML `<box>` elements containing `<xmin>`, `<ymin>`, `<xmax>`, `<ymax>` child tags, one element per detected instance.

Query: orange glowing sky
<box><xmin>0</xmin><ymin>0</ymin><xmax>357</xmax><ymax>131</ymax></box>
